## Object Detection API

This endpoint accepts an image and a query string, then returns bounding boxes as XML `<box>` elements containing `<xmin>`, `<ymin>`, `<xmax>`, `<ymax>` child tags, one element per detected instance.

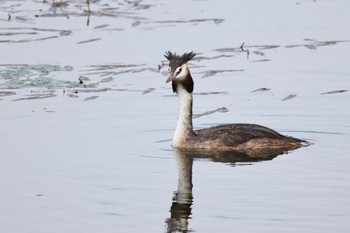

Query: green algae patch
<box><xmin>0</xmin><ymin>64</ymin><xmax>97</xmax><ymax>90</ymax></box>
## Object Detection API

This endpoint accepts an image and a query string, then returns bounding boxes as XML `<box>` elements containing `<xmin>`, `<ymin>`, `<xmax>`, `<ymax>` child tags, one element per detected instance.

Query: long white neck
<box><xmin>172</xmin><ymin>84</ymin><xmax>194</xmax><ymax>147</ymax></box>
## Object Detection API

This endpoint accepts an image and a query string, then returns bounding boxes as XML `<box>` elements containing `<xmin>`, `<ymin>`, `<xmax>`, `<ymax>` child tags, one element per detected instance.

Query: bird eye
<box><xmin>176</xmin><ymin>68</ymin><xmax>182</xmax><ymax>76</ymax></box>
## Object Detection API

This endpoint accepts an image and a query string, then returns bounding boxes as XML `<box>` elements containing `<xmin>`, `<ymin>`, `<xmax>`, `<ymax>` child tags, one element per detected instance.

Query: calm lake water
<box><xmin>1</xmin><ymin>1</ymin><xmax>349</xmax><ymax>232</ymax></box>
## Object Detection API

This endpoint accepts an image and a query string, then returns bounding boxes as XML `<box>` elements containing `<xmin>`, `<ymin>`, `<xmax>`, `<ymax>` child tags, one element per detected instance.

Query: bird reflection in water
<box><xmin>165</xmin><ymin>147</ymin><xmax>293</xmax><ymax>233</ymax></box>
<box><xmin>165</xmin><ymin>148</ymin><xmax>194</xmax><ymax>233</ymax></box>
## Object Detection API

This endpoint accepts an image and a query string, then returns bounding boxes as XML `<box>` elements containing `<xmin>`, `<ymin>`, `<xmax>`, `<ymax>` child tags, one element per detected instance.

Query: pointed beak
<box><xmin>165</xmin><ymin>74</ymin><xmax>176</xmax><ymax>83</ymax></box>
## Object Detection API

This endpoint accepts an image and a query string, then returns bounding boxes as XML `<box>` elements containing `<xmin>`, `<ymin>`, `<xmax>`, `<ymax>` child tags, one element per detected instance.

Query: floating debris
<box><xmin>67</xmin><ymin>93</ymin><xmax>79</xmax><ymax>98</ymax></box>
<box><xmin>84</xmin><ymin>96</ymin><xmax>99</xmax><ymax>101</ymax></box>
<box><xmin>256</xmin><ymin>45</ymin><xmax>280</xmax><ymax>50</ymax></box>
<box><xmin>12</xmin><ymin>94</ymin><xmax>56</xmax><ymax>101</ymax></box>
<box><xmin>305</xmin><ymin>44</ymin><xmax>317</xmax><ymax>50</ymax></box>
<box><xmin>200</xmin><ymin>69</ymin><xmax>244</xmax><ymax>78</ymax></box>
<box><xmin>253</xmin><ymin>51</ymin><xmax>265</xmax><ymax>56</ymax></box>
<box><xmin>83</xmin><ymin>64</ymin><xmax>141</xmax><ymax>71</ymax></box>
<box><xmin>60</xmin><ymin>30</ymin><xmax>72</xmax><ymax>36</ymax></box>
<box><xmin>285</xmin><ymin>40</ymin><xmax>349</xmax><ymax>49</ymax></box>
<box><xmin>70</xmin><ymin>88</ymin><xmax>111</xmax><ymax>93</ymax></box>
<box><xmin>94</xmin><ymin>24</ymin><xmax>109</xmax><ymax>30</ymax></box>
<box><xmin>0</xmin><ymin>27</ymin><xmax>71</xmax><ymax>44</ymax></box>
<box><xmin>282</xmin><ymin>94</ymin><xmax>297</xmax><ymax>101</ymax></box>
<box><xmin>81</xmin><ymin>64</ymin><xmax>143</xmax><ymax>77</ymax></box>
<box><xmin>321</xmin><ymin>90</ymin><xmax>348</xmax><ymax>95</ymax></box>
<box><xmin>252</xmin><ymin>59</ymin><xmax>271</xmax><ymax>62</ymax></box>
<box><xmin>240</xmin><ymin>42</ymin><xmax>245</xmax><ymax>51</ymax></box>
<box><xmin>193</xmin><ymin>107</ymin><xmax>229</xmax><ymax>119</ymax></box>
<box><xmin>78</xmin><ymin>76</ymin><xmax>89</xmax><ymax>84</ymax></box>
<box><xmin>132</xmin><ymin>67</ymin><xmax>159</xmax><ymax>73</ymax></box>
<box><xmin>0</xmin><ymin>91</ymin><xmax>16</xmax><ymax>97</ymax></box>
<box><xmin>151</xmin><ymin>18</ymin><xmax>224</xmax><ymax>25</ymax></box>
<box><xmin>214</xmin><ymin>47</ymin><xmax>242</xmax><ymax>53</ymax></box>
<box><xmin>51</xmin><ymin>1</ymin><xmax>69</xmax><ymax>8</ymax></box>
<box><xmin>100</xmin><ymin>77</ymin><xmax>113</xmax><ymax>83</ymax></box>
<box><xmin>77</xmin><ymin>38</ymin><xmax>101</xmax><ymax>44</ymax></box>
<box><xmin>142</xmin><ymin>88</ymin><xmax>155</xmax><ymax>95</ymax></box>
<box><xmin>252</xmin><ymin>88</ymin><xmax>270</xmax><ymax>92</ymax></box>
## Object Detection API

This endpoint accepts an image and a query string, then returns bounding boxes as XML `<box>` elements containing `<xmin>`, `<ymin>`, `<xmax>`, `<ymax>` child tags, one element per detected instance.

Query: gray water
<box><xmin>1</xmin><ymin>1</ymin><xmax>349</xmax><ymax>232</ymax></box>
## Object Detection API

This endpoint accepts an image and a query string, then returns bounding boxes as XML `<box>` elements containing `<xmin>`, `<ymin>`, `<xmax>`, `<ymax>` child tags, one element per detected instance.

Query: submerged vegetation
<box><xmin>0</xmin><ymin>64</ymin><xmax>96</xmax><ymax>89</ymax></box>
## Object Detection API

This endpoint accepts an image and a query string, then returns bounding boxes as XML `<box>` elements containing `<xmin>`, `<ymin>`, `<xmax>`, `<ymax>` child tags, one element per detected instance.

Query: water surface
<box><xmin>1</xmin><ymin>0</ymin><xmax>350</xmax><ymax>232</ymax></box>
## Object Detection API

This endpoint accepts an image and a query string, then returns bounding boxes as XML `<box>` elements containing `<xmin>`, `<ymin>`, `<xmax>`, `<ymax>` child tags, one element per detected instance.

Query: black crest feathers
<box><xmin>164</xmin><ymin>51</ymin><xmax>196</xmax><ymax>74</ymax></box>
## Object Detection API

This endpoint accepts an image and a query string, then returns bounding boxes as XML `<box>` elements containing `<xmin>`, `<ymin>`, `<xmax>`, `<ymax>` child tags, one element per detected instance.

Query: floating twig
<box><xmin>84</xmin><ymin>96</ymin><xmax>99</xmax><ymax>101</ymax></box>
<box><xmin>86</xmin><ymin>0</ymin><xmax>91</xmax><ymax>26</ymax></box>
<box><xmin>282</xmin><ymin>94</ymin><xmax>297</xmax><ymax>101</ymax></box>
<box><xmin>252</xmin><ymin>87</ymin><xmax>270</xmax><ymax>92</ymax></box>
<box><xmin>142</xmin><ymin>88</ymin><xmax>155</xmax><ymax>95</ymax></box>
<box><xmin>240</xmin><ymin>42</ymin><xmax>250</xmax><ymax>59</ymax></box>
<box><xmin>193</xmin><ymin>107</ymin><xmax>229</xmax><ymax>119</ymax></box>
<box><xmin>87</xmin><ymin>0</ymin><xmax>91</xmax><ymax>13</ymax></box>
<box><xmin>240</xmin><ymin>42</ymin><xmax>245</xmax><ymax>51</ymax></box>
<box><xmin>321</xmin><ymin>90</ymin><xmax>348</xmax><ymax>95</ymax></box>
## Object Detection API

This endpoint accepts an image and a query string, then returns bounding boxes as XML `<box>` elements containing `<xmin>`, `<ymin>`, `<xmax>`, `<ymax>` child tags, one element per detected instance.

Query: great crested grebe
<box><xmin>164</xmin><ymin>51</ymin><xmax>309</xmax><ymax>154</ymax></box>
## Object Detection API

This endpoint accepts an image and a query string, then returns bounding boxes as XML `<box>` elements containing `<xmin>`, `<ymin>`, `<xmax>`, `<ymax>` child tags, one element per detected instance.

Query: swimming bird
<box><xmin>164</xmin><ymin>51</ymin><xmax>309</xmax><ymax>155</ymax></box>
